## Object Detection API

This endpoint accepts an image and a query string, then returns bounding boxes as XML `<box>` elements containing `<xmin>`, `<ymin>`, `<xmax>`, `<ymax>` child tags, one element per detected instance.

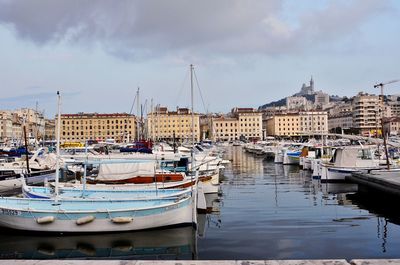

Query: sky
<box><xmin>0</xmin><ymin>0</ymin><xmax>399</xmax><ymax>118</ymax></box>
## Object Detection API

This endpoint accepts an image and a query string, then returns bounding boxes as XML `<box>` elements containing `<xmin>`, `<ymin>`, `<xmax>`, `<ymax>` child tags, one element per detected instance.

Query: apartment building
<box><xmin>384</xmin><ymin>117</ymin><xmax>400</xmax><ymax>136</ymax></box>
<box><xmin>210</xmin><ymin>108</ymin><xmax>262</xmax><ymax>141</ymax></box>
<box><xmin>147</xmin><ymin>107</ymin><xmax>200</xmax><ymax>142</ymax></box>
<box><xmin>266</xmin><ymin>113</ymin><xmax>300</xmax><ymax>137</ymax></box>
<box><xmin>352</xmin><ymin>92</ymin><xmax>382</xmax><ymax>136</ymax></box>
<box><xmin>14</xmin><ymin>108</ymin><xmax>45</xmax><ymax>140</ymax></box>
<box><xmin>57</xmin><ymin>113</ymin><xmax>136</xmax><ymax>143</ymax></box>
<box><xmin>266</xmin><ymin>111</ymin><xmax>328</xmax><ymax>136</ymax></box>
<box><xmin>0</xmin><ymin>111</ymin><xmax>13</xmax><ymax>142</ymax></box>
<box><xmin>328</xmin><ymin>114</ymin><xmax>353</xmax><ymax>132</ymax></box>
<box><xmin>44</xmin><ymin>119</ymin><xmax>56</xmax><ymax>141</ymax></box>
<box><xmin>212</xmin><ymin>116</ymin><xmax>239</xmax><ymax>141</ymax></box>
<box><xmin>235</xmin><ymin>108</ymin><xmax>263</xmax><ymax>140</ymax></box>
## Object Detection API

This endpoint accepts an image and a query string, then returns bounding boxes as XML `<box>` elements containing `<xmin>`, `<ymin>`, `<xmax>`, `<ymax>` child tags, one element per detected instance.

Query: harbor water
<box><xmin>1</xmin><ymin>146</ymin><xmax>400</xmax><ymax>260</ymax></box>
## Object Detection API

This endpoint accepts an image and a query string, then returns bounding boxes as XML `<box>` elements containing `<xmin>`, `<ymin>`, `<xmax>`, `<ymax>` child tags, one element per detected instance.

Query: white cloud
<box><xmin>0</xmin><ymin>0</ymin><xmax>391</xmax><ymax>61</ymax></box>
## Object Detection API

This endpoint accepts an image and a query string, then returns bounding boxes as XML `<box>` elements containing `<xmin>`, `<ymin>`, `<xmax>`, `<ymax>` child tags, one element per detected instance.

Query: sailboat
<box><xmin>0</xmin><ymin>92</ymin><xmax>197</xmax><ymax>233</ymax></box>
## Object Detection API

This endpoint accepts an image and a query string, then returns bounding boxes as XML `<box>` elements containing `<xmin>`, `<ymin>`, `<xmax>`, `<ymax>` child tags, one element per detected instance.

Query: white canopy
<box><xmin>96</xmin><ymin>161</ymin><xmax>156</xmax><ymax>181</ymax></box>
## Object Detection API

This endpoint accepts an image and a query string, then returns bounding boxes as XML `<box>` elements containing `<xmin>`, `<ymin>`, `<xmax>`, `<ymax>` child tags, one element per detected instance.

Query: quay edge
<box><xmin>348</xmin><ymin>172</ymin><xmax>400</xmax><ymax>196</ymax></box>
<box><xmin>2</xmin><ymin>260</ymin><xmax>400</xmax><ymax>265</ymax></box>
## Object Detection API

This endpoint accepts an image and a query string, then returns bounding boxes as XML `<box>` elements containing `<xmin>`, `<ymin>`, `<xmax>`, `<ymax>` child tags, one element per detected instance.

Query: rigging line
<box><xmin>193</xmin><ymin>69</ymin><xmax>208</xmax><ymax>114</ymax></box>
<box><xmin>174</xmin><ymin>68</ymin><xmax>190</xmax><ymax>108</ymax></box>
<box><xmin>129</xmin><ymin>92</ymin><xmax>138</xmax><ymax>115</ymax></box>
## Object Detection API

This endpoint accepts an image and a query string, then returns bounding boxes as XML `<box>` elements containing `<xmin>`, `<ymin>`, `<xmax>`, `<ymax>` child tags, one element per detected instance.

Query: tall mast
<box><xmin>150</xmin><ymin>99</ymin><xmax>153</xmax><ymax>141</ymax></box>
<box><xmin>55</xmin><ymin>91</ymin><xmax>61</xmax><ymax>202</ymax></box>
<box><xmin>136</xmin><ymin>87</ymin><xmax>140</xmax><ymax>141</ymax></box>
<box><xmin>191</xmin><ymin>64</ymin><xmax>195</xmax><ymax>146</ymax></box>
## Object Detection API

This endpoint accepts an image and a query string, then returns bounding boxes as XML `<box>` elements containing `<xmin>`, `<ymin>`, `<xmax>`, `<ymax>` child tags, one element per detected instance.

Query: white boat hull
<box><xmin>0</xmin><ymin>197</ymin><xmax>195</xmax><ymax>233</ymax></box>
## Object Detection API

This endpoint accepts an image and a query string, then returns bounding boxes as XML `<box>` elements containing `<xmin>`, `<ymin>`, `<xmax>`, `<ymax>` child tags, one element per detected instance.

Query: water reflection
<box><xmin>0</xmin><ymin>226</ymin><xmax>197</xmax><ymax>259</ymax></box>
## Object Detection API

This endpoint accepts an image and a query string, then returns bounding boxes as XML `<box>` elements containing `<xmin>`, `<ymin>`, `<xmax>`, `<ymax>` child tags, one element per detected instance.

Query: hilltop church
<box><xmin>298</xmin><ymin>77</ymin><xmax>315</xmax><ymax>96</ymax></box>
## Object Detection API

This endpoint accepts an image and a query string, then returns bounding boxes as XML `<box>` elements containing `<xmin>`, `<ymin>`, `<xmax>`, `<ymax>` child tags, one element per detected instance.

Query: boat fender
<box><xmin>76</xmin><ymin>215</ymin><xmax>95</xmax><ymax>225</ymax></box>
<box><xmin>111</xmin><ymin>217</ymin><xmax>133</xmax><ymax>224</ymax></box>
<box><xmin>37</xmin><ymin>216</ymin><xmax>55</xmax><ymax>224</ymax></box>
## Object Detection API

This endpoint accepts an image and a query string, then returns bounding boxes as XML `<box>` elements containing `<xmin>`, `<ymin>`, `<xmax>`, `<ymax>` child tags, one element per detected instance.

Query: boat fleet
<box><xmin>0</xmin><ymin>92</ymin><xmax>229</xmax><ymax>234</ymax></box>
<box><xmin>243</xmin><ymin>137</ymin><xmax>400</xmax><ymax>183</ymax></box>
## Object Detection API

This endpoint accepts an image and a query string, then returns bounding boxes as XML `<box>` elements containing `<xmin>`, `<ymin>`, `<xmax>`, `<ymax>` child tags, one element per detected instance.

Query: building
<box><xmin>57</xmin><ymin>113</ymin><xmax>136</xmax><ymax>143</ymax></box>
<box><xmin>14</xmin><ymin>108</ymin><xmax>45</xmax><ymax>140</ymax></box>
<box><xmin>297</xmin><ymin>77</ymin><xmax>315</xmax><ymax>96</ymax></box>
<box><xmin>11</xmin><ymin>113</ymin><xmax>23</xmax><ymax>144</ymax></box>
<box><xmin>147</xmin><ymin>107</ymin><xmax>200</xmax><ymax>142</ymax></box>
<box><xmin>0</xmin><ymin>111</ymin><xmax>13</xmax><ymax>143</ymax></box>
<box><xmin>352</xmin><ymin>92</ymin><xmax>382</xmax><ymax>136</ymax></box>
<box><xmin>266</xmin><ymin>111</ymin><xmax>328</xmax><ymax>136</ymax></box>
<box><xmin>286</xmin><ymin>96</ymin><xmax>309</xmax><ymax>110</ymax></box>
<box><xmin>235</xmin><ymin>108</ymin><xmax>263</xmax><ymax>140</ymax></box>
<box><xmin>211</xmin><ymin>108</ymin><xmax>262</xmax><ymax>141</ymax></box>
<box><xmin>44</xmin><ymin>119</ymin><xmax>56</xmax><ymax>141</ymax></box>
<box><xmin>199</xmin><ymin>115</ymin><xmax>212</xmax><ymax>140</ymax></box>
<box><xmin>266</xmin><ymin>113</ymin><xmax>300</xmax><ymax>137</ymax></box>
<box><xmin>388</xmin><ymin>98</ymin><xmax>400</xmax><ymax>117</ymax></box>
<box><xmin>328</xmin><ymin>102</ymin><xmax>353</xmax><ymax>116</ymax></box>
<box><xmin>328</xmin><ymin>114</ymin><xmax>353</xmax><ymax>132</ymax></box>
<box><xmin>314</xmin><ymin>91</ymin><xmax>330</xmax><ymax>107</ymax></box>
<box><xmin>384</xmin><ymin>117</ymin><xmax>400</xmax><ymax>136</ymax></box>
<box><xmin>212</xmin><ymin>116</ymin><xmax>239</xmax><ymax>141</ymax></box>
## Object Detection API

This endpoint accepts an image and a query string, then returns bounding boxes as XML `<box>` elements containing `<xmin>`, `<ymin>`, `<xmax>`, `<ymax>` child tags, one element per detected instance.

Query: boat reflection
<box><xmin>0</xmin><ymin>226</ymin><xmax>197</xmax><ymax>260</ymax></box>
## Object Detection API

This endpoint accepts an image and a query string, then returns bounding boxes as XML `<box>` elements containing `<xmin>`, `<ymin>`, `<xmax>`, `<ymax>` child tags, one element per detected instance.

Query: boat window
<box><xmin>330</xmin><ymin>150</ymin><xmax>337</xmax><ymax>163</ymax></box>
<box><xmin>357</xmin><ymin>149</ymin><xmax>372</xmax><ymax>160</ymax></box>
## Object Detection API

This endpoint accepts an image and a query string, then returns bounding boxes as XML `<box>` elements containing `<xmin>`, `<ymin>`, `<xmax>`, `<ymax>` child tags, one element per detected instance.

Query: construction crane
<box><xmin>373</xmin><ymin>79</ymin><xmax>400</xmax><ymax>170</ymax></box>
<box><xmin>374</xmin><ymin>79</ymin><xmax>400</xmax><ymax>95</ymax></box>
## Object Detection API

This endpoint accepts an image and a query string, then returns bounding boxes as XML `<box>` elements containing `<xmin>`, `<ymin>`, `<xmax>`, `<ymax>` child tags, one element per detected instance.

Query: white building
<box><xmin>286</xmin><ymin>96</ymin><xmax>310</xmax><ymax>110</ymax></box>
<box><xmin>314</xmin><ymin>91</ymin><xmax>330</xmax><ymax>107</ymax></box>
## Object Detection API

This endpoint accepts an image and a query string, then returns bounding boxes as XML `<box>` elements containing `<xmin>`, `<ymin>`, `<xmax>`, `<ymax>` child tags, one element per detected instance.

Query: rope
<box><xmin>193</xmin><ymin>69</ymin><xmax>208</xmax><ymax>114</ymax></box>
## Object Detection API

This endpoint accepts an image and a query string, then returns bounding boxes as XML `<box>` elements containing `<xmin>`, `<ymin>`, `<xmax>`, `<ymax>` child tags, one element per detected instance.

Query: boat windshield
<box><xmin>357</xmin><ymin>149</ymin><xmax>373</xmax><ymax>160</ymax></box>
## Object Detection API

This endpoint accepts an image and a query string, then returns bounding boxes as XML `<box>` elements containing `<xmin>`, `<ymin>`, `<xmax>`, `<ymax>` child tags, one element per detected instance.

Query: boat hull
<box><xmin>0</xmin><ymin>197</ymin><xmax>195</xmax><ymax>233</ymax></box>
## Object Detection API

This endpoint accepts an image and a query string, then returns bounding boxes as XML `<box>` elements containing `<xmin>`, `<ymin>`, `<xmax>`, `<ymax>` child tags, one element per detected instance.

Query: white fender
<box><xmin>37</xmin><ymin>216</ymin><xmax>55</xmax><ymax>224</ymax></box>
<box><xmin>76</xmin><ymin>215</ymin><xmax>95</xmax><ymax>225</ymax></box>
<box><xmin>111</xmin><ymin>217</ymin><xmax>133</xmax><ymax>223</ymax></box>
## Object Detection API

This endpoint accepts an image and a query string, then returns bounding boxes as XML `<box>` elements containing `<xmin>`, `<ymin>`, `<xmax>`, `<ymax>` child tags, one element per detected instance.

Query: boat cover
<box><xmin>96</xmin><ymin>162</ymin><xmax>156</xmax><ymax>181</ymax></box>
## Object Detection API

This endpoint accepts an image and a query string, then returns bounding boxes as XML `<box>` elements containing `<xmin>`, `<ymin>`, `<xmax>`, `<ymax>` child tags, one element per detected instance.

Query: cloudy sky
<box><xmin>0</xmin><ymin>0</ymin><xmax>399</xmax><ymax>117</ymax></box>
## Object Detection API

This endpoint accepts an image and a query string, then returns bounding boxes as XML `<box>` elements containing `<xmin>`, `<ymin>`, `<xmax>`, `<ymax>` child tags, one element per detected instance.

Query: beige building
<box><xmin>352</xmin><ymin>92</ymin><xmax>382</xmax><ymax>136</ymax></box>
<box><xmin>212</xmin><ymin>116</ymin><xmax>239</xmax><ymax>141</ymax></box>
<box><xmin>57</xmin><ymin>113</ymin><xmax>136</xmax><ymax>143</ymax></box>
<box><xmin>211</xmin><ymin>108</ymin><xmax>263</xmax><ymax>141</ymax></box>
<box><xmin>147</xmin><ymin>107</ymin><xmax>200</xmax><ymax>142</ymax></box>
<box><xmin>15</xmin><ymin>108</ymin><xmax>45</xmax><ymax>140</ymax></box>
<box><xmin>0</xmin><ymin>111</ymin><xmax>13</xmax><ymax>142</ymax></box>
<box><xmin>266</xmin><ymin>111</ymin><xmax>328</xmax><ymax>136</ymax></box>
<box><xmin>384</xmin><ymin>117</ymin><xmax>400</xmax><ymax>136</ymax></box>
<box><xmin>44</xmin><ymin>119</ymin><xmax>56</xmax><ymax>141</ymax></box>
<box><xmin>11</xmin><ymin>113</ymin><xmax>23</xmax><ymax>142</ymax></box>
<box><xmin>328</xmin><ymin>114</ymin><xmax>353</xmax><ymax>132</ymax></box>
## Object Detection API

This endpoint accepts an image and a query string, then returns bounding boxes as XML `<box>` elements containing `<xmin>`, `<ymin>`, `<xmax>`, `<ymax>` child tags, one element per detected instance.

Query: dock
<box><xmin>1</xmin><ymin>260</ymin><xmax>400</xmax><ymax>265</ymax></box>
<box><xmin>348</xmin><ymin>171</ymin><xmax>400</xmax><ymax>196</ymax></box>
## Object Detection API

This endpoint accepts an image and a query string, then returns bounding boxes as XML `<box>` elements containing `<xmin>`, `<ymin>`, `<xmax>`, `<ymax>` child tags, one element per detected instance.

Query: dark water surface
<box><xmin>1</xmin><ymin>146</ymin><xmax>400</xmax><ymax>260</ymax></box>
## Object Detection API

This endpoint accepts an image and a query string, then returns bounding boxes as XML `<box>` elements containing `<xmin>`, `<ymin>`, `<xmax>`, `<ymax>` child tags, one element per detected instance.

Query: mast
<box><xmin>23</xmin><ymin>122</ymin><xmax>30</xmax><ymax>173</ymax></box>
<box><xmin>136</xmin><ymin>87</ymin><xmax>140</xmax><ymax>141</ymax></box>
<box><xmin>380</xmin><ymin>85</ymin><xmax>390</xmax><ymax>170</ymax></box>
<box><xmin>191</xmin><ymin>64</ymin><xmax>195</xmax><ymax>147</ymax></box>
<box><xmin>55</xmin><ymin>91</ymin><xmax>61</xmax><ymax>202</ymax></box>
